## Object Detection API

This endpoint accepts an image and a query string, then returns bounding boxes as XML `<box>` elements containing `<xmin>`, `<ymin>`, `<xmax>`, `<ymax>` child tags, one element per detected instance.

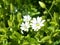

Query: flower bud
<box><xmin>39</xmin><ymin>1</ymin><xmax>46</xmax><ymax>8</ymax></box>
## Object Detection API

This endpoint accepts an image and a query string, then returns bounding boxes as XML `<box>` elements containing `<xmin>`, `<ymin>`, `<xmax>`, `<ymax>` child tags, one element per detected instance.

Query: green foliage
<box><xmin>0</xmin><ymin>0</ymin><xmax>60</xmax><ymax>45</ymax></box>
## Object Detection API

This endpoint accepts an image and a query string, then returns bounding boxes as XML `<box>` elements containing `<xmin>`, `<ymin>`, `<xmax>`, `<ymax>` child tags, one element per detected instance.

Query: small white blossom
<box><xmin>23</xmin><ymin>15</ymin><xmax>31</xmax><ymax>22</ymax></box>
<box><xmin>31</xmin><ymin>16</ymin><xmax>45</xmax><ymax>31</ymax></box>
<box><xmin>20</xmin><ymin>22</ymin><xmax>30</xmax><ymax>32</ymax></box>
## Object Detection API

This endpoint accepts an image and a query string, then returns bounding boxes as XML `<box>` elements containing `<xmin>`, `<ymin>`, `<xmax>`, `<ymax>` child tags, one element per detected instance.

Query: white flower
<box><xmin>20</xmin><ymin>22</ymin><xmax>30</xmax><ymax>32</ymax></box>
<box><xmin>31</xmin><ymin>16</ymin><xmax>45</xmax><ymax>31</ymax></box>
<box><xmin>23</xmin><ymin>15</ymin><xmax>31</xmax><ymax>22</ymax></box>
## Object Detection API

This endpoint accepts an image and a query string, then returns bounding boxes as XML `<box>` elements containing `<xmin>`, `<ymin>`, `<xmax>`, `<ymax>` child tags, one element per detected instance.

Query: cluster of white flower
<box><xmin>20</xmin><ymin>15</ymin><xmax>45</xmax><ymax>33</ymax></box>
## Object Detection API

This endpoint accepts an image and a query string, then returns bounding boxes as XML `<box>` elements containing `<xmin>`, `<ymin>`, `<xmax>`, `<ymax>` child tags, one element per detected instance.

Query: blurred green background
<box><xmin>0</xmin><ymin>0</ymin><xmax>60</xmax><ymax>45</ymax></box>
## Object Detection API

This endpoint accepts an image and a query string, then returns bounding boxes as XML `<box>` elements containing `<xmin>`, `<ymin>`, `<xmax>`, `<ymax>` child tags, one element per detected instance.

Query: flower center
<box><xmin>36</xmin><ymin>23</ymin><xmax>40</xmax><ymax>26</ymax></box>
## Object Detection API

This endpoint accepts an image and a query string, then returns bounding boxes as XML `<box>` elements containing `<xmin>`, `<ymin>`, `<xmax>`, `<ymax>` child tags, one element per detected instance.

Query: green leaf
<box><xmin>40</xmin><ymin>36</ymin><xmax>50</xmax><ymax>43</ymax></box>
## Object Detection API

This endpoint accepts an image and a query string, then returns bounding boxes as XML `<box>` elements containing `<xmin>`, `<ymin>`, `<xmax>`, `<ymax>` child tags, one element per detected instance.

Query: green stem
<box><xmin>45</xmin><ymin>8</ymin><xmax>52</xmax><ymax>19</ymax></box>
<box><xmin>49</xmin><ymin>1</ymin><xmax>55</xmax><ymax>12</ymax></box>
<box><xmin>45</xmin><ymin>0</ymin><xmax>55</xmax><ymax>18</ymax></box>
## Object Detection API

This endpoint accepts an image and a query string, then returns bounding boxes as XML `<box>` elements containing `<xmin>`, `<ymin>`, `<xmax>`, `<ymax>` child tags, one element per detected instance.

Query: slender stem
<box><xmin>45</xmin><ymin>0</ymin><xmax>55</xmax><ymax>19</ymax></box>
<box><xmin>45</xmin><ymin>8</ymin><xmax>52</xmax><ymax>19</ymax></box>
<box><xmin>48</xmin><ymin>1</ymin><xmax>55</xmax><ymax>12</ymax></box>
